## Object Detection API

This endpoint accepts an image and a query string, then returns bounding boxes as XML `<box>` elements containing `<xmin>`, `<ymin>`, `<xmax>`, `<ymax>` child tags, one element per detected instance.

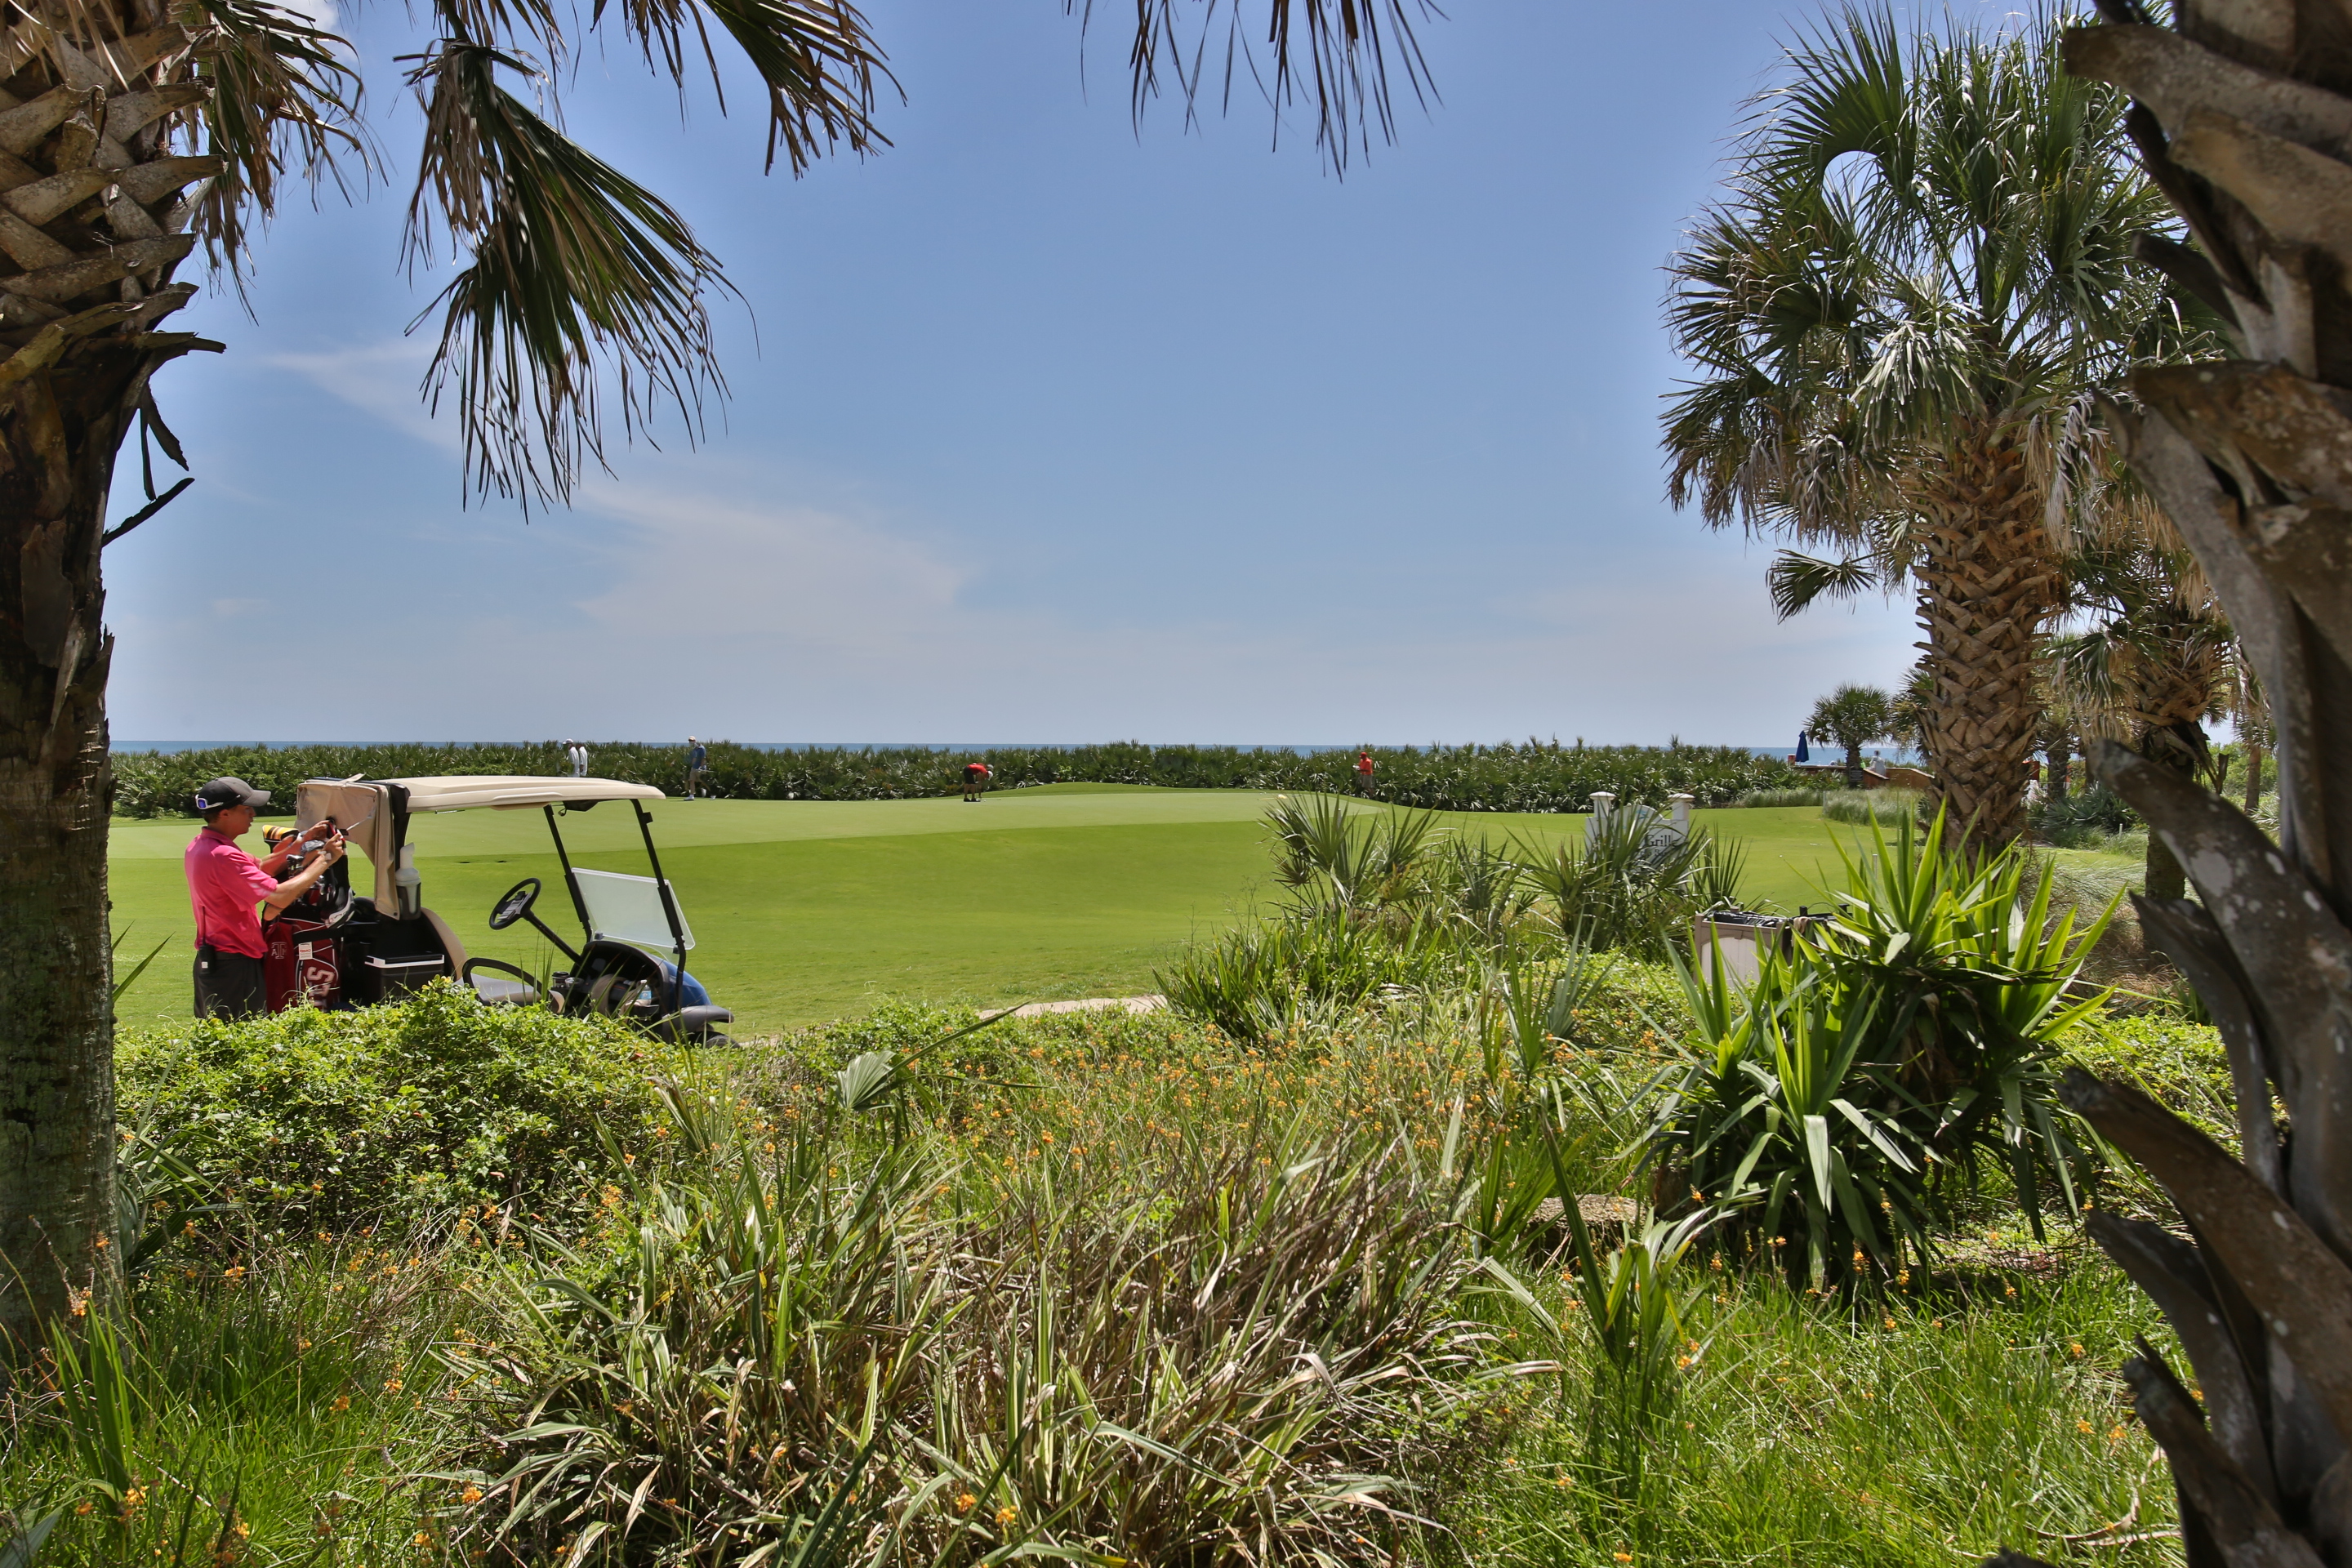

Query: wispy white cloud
<box><xmin>265</xmin><ymin>341</ymin><xmax>450</xmax><ymax>451</ymax></box>
<box><xmin>152</xmin><ymin>337</ymin><xmax>1920</xmax><ymax>746</ymax></box>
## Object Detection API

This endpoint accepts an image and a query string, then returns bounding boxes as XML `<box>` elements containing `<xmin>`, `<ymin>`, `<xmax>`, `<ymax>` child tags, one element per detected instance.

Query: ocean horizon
<box><xmin>114</xmin><ymin>740</ymin><xmax>1922</xmax><ymax>762</ymax></box>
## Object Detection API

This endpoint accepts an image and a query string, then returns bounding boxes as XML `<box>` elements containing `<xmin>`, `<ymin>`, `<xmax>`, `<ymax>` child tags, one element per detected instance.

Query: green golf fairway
<box><xmin>108</xmin><ymin>787</ymin><xmax>1874</xmax><ymax>1031</ymax></box>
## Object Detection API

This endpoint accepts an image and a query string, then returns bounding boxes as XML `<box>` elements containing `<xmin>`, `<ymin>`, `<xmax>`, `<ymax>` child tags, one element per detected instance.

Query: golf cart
<box><xmin>258</xmin><ymin>775</ymin><xmax>734</xmax><ymax>1042</ymax></box>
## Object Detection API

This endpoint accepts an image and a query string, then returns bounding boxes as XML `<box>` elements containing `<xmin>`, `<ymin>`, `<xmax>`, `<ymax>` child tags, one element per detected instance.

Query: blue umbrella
<box><xmin>1795</xmin><ymin>730</ymin><xmax>1811</xmax><ymax>762</ymax></box>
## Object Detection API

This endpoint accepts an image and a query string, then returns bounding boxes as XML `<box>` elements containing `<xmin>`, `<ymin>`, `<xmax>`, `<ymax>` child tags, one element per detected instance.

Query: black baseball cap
<box><xmin>194</xmin><ymin>777</ymin><xmax>270</xmax><ymax>813</ymax></box>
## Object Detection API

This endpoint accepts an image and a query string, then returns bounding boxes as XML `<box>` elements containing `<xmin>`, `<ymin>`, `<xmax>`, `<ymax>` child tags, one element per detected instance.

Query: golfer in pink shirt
<box><xmin>184</xmin><ymin>776</ymin><xmax>344</xmax><ymax>1018</ymax></box>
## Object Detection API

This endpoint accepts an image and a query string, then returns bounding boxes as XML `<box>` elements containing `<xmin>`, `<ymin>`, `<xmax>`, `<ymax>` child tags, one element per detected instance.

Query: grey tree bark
<box><xmin>1989</xmin><ymin>4</ymin><xmax>2352</xmax><ymax>1562</ymax></box>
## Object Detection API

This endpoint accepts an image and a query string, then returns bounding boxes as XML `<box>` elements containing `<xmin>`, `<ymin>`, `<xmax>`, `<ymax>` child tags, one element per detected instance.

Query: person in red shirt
<box><xmin>184</xmin><ymin>776</ymin><xmax>344</xmax><ymax>1019</ymax></box>
<box><xmin>1354</xmin><ymin>748</ymin><xmax>1376</xmax><ymax>796</ymax></box>
<box><xmin>961</xmin><ymin>760</ymin><xmax>992</xmax><ymax>803</ymax></box>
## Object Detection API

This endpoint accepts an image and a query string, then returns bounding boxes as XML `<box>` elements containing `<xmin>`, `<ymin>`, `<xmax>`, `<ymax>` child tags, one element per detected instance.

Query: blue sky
<box><xmin>105</xmin><ymin>0</ymin><xmax>1930</xmax><ymax>746</ymax></box>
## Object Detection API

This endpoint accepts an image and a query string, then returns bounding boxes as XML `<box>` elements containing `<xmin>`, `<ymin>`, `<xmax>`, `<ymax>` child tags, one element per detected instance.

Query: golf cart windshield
<box><xmin>572</xmin><ymin>868</ymin><xmax>695</xmax><ymax>951</ymax></box>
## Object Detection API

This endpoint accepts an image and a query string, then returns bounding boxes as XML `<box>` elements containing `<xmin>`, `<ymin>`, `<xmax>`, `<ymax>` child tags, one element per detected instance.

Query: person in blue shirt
<box><xmin>685</xmin><ymin>737</ymin><xmax>709</xmax><ymax>800</ymax></box>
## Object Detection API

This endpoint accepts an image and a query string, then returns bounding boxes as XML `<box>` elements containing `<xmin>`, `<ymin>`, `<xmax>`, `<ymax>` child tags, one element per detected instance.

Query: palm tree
<box><xmin>1662</xmin><ymin>3</ymin><xmax>2197</xmax><ymax>849</ymax></box>
<box><xmin>1983</xmin><ymin>5</ymin><xmax>2352</xmax><ymax>1565</ymax></box>
<box><xmin>1806</xmin><ymin>681</ymin><xmax>1894</xmax><ymax>789</ymax></box>
<box><xmin>2224</xmin><ymin>658</ymin><xmax>2270</xmax><ymax>817</ymax></box>
<box><xmin>0</xmin><ymin>0</ymin><xmax>1443</xmax><ymax>1341</ymax></box>
<box><xmin>2043</xmin><ymin>524</ymin><xmax>2233</xmax><ymax>899</ymax></box>
<box><xmin>2033</xmin><ymin>679</ymin><xmax>2078</xmax><ymax>803</ymax></box>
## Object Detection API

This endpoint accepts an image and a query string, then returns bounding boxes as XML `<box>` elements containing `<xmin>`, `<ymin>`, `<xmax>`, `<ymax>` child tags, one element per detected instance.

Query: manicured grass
<box><xmin>107</xmin><ymin>788</ymin><xmax>1877</xmax><ymax>1031</ymax></box>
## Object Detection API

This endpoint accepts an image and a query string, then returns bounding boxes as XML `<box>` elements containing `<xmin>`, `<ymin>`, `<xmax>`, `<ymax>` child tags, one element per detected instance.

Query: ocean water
<box><xmin>117</xmin><ymin>741</ymin><xmax>1923</xmax><ymax>761</ymax></box>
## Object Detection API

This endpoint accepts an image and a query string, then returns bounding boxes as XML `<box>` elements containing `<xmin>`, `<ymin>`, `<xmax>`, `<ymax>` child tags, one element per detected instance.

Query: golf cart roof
<box><xmin>294</xmin><ymin>775</ymin><xmax>667</xmax><ymax>913</ymax></box>
<box><xmin>385</xmin><ymin>777</ymin><xmax>666</xmax><ymax>812</ymax></box>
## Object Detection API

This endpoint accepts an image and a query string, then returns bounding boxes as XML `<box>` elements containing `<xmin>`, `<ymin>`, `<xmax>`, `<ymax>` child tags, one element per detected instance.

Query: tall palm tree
<box><xmin>1982</xmin><ymin>2</ymin><xmax>2352</xmax><ymax>1564</ymax></box>
<box><xmin>2043</xmin><ymin>523</ymin><xmax>2233</xmax><ymax>899</ymax></box>
<box><xmin>1662</xmin><ymin>3</ymin><xmax>2196</xmax><ymax>848</ymax></box>
<box><xmin>0</xmin><ymin>0</ymin><xmax>1443</xmax><ymax>1341</ymax></box>
<box><xmin>1806</xmin><ymin>680</ymin><xmax>1894</xmax><ymax>788</ymax></box>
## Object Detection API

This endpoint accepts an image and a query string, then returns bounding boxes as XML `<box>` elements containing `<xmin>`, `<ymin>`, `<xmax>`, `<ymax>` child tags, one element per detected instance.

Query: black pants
<box><xmin>194</xmin><ymin>947</ymin><xmax>265</xmax><ymax>1020</ymax></box>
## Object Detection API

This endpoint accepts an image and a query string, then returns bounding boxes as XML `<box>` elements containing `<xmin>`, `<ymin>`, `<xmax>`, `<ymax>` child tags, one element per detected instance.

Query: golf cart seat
<box><xmin>566</xmin><ymin>939</ymin><xmax>733</xmax><ymax>1039</ymax></box>
<box><xmin>462</xmin><ymin>957</ymin><xmax>539</xmax><ymax>1006</ymax></box>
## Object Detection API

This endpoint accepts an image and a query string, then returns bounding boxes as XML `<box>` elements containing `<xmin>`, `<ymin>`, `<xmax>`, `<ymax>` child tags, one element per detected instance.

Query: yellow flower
<box><xmin>461</xmin><ymin>1485</ymin><xmax>484</xmax><ymax>1505</ymax></box>
<box><xmin>2069</xmin><ymin>1343</ymin><xmax>2085</xmax><ymax>1358</ymax></box>
<box><xmin>1883</xmin><ymin>1316</ymin><xmax>1896</xmax><ymax>1331</ymax></box>
<box><xmin>2077</xmin><ymin>1419</ymin><xmax>2094</xmax><ymax>1434</ymax></box>
<box><xmin>954</xmin><ymin>1494</ymin><xmax>977</xmax><ymax>1514</ymax></box>
<box><xmin>383</xmin><ymin>1378</ymin><xmax>403</xmax><ymax>1394</ymax></box>
<box><xmin>415</xmin><ymin>1532</ymin><xmax>433</xmax><ymax>1548</ymax></box>
<box><xmin>996</xmin><ymin>1506</ymin><xmax>1018</xmax><ymax>1527</ymax></box>
<box><xmin>331</xmin><ymin>1395</ymin><xmax>351</xmax><ymax>1413</ymax></box>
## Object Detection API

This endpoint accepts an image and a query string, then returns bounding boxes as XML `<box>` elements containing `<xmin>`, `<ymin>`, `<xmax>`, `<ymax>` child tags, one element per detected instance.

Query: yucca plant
<box><xmin>1477</xmin><ymin>1181</ymin><xmax>1712</xmax><ymax>1525</ymax></box>
<box><xmin>1643</xmin><ymin>813</ymin><xmax>2114</xmax><ymax>1290</ymax></box>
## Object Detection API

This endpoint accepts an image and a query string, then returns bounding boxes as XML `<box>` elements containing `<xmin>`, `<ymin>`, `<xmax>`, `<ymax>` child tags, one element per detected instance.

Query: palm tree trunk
<box><xmin>1910</xmin><ymin>426</ymin><xmax>2065</xmax><ymax>847</ymax></box>
<box><xmin>2047</xmin><ymin>734</ymin><xmax>2070</xmax><ymax>803</ymax></box>
<box><xmin>1986</xmin><ymin>11</ymin><xmax>2352</xmax><ymax>1564</ymax></box>
<box><xmin>0</xmin><ymin>18</ymin><xmax>224</xmax><ymax>1341</ymax></box>
<box><xmin>1844</xmin><ymin>743</ymin><xmax>1864</xmax><ymax>791</ymax></box>
<box><xmin>1</xmin><ymin>363</ymin><xmax>135</xmax><ymax>1343</ymax></box>
<box><xmin>2244</xmin><ymin>738</ymin><xmax>2262</xmax><ymax>813</ymax></box>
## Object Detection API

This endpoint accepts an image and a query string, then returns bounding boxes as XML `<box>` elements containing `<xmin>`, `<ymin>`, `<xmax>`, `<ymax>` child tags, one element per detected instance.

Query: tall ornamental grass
<box><xmin>9</xmin><ymin>987</ymin><xmax>2217</xmax><ymax>1566</ymax></box>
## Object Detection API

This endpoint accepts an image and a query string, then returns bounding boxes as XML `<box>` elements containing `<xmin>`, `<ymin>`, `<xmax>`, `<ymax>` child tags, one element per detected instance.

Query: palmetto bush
<box><xmin>1517</xmin><ymin>807</ymin><xmax>1747</xmax><ymax>962</ymax></box>
<box><xmin>1640</xmin><ymin>815</ymin><xmax>2114</xmax><ymax>1290</ymax></box>
<box><xmin>2027</xmin><ymin>782</ymin><xmax>2140</xmax><ymax>847</ymax></box>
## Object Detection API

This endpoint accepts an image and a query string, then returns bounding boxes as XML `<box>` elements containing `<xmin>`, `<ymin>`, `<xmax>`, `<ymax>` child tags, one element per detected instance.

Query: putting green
<box><xmin>106</xmin><ymin>787</ymin><xmax>1875</xmax><ymax>1032</ymax></box>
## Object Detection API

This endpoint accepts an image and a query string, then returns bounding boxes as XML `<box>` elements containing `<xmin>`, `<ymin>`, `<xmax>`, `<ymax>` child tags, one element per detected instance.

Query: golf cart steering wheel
<box><xmin>488</xmin><ymin>877</ymin><xmax>541</xmax><ymax>930</ymax></box>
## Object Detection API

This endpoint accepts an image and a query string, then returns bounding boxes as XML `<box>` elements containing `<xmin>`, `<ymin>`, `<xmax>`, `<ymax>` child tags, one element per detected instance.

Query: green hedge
<box><xmin>118</xmin><ymin>984</ymin><xmax>682</xmax><ymax>1231</ymax></box>
<box><xmin>113</xmin><ymin>739</ymin><xmax>1799</xmax><ymax>817</ymax></box>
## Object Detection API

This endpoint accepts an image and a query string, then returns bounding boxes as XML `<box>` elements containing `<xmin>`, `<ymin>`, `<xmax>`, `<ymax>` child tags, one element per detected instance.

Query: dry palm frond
<box><xmin>404</xmin><ymin>42</ymin><xmax>733</xmax><ymax>509</ymax></box>
<box><xmin>180</xmin><ymin>0</ymin><xmax>371</xmax><ymax>288</ymax></box>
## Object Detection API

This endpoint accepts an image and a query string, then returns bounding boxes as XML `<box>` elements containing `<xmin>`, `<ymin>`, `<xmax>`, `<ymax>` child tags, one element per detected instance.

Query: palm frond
<box><xmin>1767</xmin><ymin>548</ymin><xmax>1888</xmax><ymax>620</ymax></box>
<box><xmin>591</xmin><ymin>0</ymin><xmax>890</xmax><ymax>172</ymax></box>
<box><xmin>180</xmin><ymin>0</ymin><xmax>371</xmax><ymax>288</ymax></box>
<box><xmin>1082</xmin><ymin>0</ymin><xmax>1440</xmax><ymax>176</ymax></box>
<box><xmin>404</xmin><ymin>42</ymin><xmax>735</xmax><ymax>509</ymax></box>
